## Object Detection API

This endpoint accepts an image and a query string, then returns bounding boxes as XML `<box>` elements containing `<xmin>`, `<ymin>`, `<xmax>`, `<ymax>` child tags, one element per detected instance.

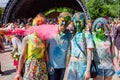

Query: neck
<box><xmin>77</xmin><ymin>29</ymin><xmax>82</xmax><ymax>33</ymax></box>
<box><xmin>96</xmin><ymin>33</ymin><xmax>107</xmax><ymax>40</ymax></box>
<box><xmin>32</xmin><ymin>32</ymin><xmax>38</xmax><ymax>37</ymax></box>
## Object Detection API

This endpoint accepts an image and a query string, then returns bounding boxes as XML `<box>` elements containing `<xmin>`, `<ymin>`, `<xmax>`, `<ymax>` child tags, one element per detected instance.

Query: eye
<box><xmin>60</xmin><ymin>21</ymin><xmax>65</xmax><ymax>26</ymax></box>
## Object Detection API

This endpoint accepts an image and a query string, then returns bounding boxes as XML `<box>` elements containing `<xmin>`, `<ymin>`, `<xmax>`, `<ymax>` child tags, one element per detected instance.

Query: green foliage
<box><xmin>0</xmin><ymin>7</ymin><xmax>4</xmax><ymax>22</ymax></box>
<box><xmin>0</xmin><ymin>7</ymin><xmax>4</xmax><ymax>19</ymax></box>
<box><xmin>44</xmin><ymin>7</ymin><xmax>75</xmax><ymax>16</ymax></box>
<box><xmin>85</xmin><ymin>0</ymin><xmax>119</xmax><ymax>19</ymax></box>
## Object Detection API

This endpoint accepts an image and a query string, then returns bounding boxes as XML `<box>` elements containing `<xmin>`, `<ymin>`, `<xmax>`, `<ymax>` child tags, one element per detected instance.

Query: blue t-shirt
<box><xmin>47</xmin><ymin>31</ymin><xmax>71</xmax><ymax>69</ymax></box>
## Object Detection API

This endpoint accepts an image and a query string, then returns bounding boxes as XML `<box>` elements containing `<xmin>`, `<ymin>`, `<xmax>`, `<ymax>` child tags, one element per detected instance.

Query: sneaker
<box><xmin>0</xmin><ymin>71</ymin><xmax>4</xmax><ymax>76</ymax></box>
<box><xmin>116</xmin><ymin>70</ymin><xmax>120</xmax><ymax>76</ymax></box>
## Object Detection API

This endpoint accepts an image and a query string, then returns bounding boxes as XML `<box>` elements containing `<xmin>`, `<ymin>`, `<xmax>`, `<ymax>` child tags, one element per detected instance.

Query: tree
<box><xmin>85</xmin><ymin>0</ymin><xmax>119</xmax><ymax>19</ymax></box>
<box><xmin>85</xmin><ymin>0</ymin><xmax>104</xmax><ymax>19</ymax></box>
<box><xmin>0</xmin><ymin>7</ymin><xmax>4</xmax><ymax>20</ymax></box>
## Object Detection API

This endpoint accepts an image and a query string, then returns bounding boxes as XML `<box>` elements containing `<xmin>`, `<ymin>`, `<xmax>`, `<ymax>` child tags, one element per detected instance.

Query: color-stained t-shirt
<box><xmin>22</xmin><ymin>33</ymin><xmax>45</xmax><ymax>60</ymax></box>
<box><xmin>47</xmin><ymin>31</ymin><xmax>71</xmax><ymax>68</ymax></box>
<box><xmin>93</xmin><ymin>36</ymin><xmax>114</xmax><ymax>69</ymax></box>
<box><xmin>71</xmin><ymin>31</ymin><xmax>94</xmax><ymax>59</ymax></box>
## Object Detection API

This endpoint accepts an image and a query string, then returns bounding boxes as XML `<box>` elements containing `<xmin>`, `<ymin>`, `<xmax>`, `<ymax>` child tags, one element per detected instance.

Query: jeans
<box><xmin>49</xmin><ymin>68</ymin><xmax>65</xmax><ymax>80</ymax></box>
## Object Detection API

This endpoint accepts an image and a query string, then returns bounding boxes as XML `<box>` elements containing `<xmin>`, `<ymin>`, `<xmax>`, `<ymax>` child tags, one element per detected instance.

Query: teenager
<box><xmin>47</xmin><ymin>12</ymin><xmax>72</xmax><ymax>80</ymax></box>
<box><xmin>66</xmin><ymin>12</ymin><xmax>94</xmax><ymax>80</ymax></box>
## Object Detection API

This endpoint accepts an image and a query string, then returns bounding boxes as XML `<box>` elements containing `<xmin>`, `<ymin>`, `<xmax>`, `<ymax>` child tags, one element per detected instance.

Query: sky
<box><xmin>0</xmin><ymin>0</ymin><xmax>9</xmax><ymax>8</ymax></box>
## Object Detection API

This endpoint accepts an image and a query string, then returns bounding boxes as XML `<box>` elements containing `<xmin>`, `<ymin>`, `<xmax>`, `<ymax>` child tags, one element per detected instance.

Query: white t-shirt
<box><xmin>11</xmin><ymin>37</ymin><xmax>22</xmax><ymax>55</ymax></box>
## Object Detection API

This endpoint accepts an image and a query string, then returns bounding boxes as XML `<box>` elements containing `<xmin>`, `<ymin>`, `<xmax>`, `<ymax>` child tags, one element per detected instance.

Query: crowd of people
<box><xmin>0</xmin><ymin>12</ymin><xmax>120</xmax><ymax>80</ymax></box>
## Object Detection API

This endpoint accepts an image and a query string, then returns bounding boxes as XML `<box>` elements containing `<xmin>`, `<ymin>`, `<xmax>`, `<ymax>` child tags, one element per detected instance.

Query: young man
<box><xmin>47</xmin><ymin>12</ymin><xmax>72</xmax><ymax>80</ymax></box>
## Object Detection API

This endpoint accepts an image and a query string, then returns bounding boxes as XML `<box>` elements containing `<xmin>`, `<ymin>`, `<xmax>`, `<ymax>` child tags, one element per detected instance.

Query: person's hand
<box><xmin>84</xmin><ymin>71</ymin><xmax>91</xmax><ymax>80</ymax></box>
<box><xmin>14</xmin><ymin>73</ymin><xmax>21</xmax><ymax>80</ymax></box>
<box><xmin>47</xmin><ymin>62</ymin><xmax>54</xmax><ymax>75</ymax></box>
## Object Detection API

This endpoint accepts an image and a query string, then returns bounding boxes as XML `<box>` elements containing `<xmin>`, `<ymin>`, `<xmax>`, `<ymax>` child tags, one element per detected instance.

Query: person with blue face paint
<box><xmin>65</xmin><ymin>12</ymin><xmax>94</xmax><ymax>80</ymax></box>
<box><xmin>92</xmin><ymin>18</ymin><xmax>120</xmax><ymax>80</ymax></box>
<box><xmin>47</xmin><ymin>12</ymin><xmax>72</xmax><ymax>80</ymax></box>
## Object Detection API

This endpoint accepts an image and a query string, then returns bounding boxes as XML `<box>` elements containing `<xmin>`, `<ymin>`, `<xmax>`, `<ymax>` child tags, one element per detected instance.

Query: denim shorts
<box><xmin>67</xmin><ymin>61</ymin><xmax>87</xmax><ymax>80</ymax></box>
<box><xmin>67</xmin><ymin>68</ymin><xmax>86</xmax><ymax>80</ymax></box>
<box><xmin>97</xmin><ymin>68</ymin><xmax>115</xmax><ymax>77</ymax></box>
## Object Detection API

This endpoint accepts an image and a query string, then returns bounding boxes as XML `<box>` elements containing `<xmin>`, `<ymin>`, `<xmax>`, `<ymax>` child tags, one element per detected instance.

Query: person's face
<box><xmin>95</xmin><ymin>24</ymin><xmax>105</xmax><ymax>34</ymax></box>
<box><xmin>36</xmin><ymin>20</ymin><xmax>43</xmax><ymax>26</ymax></box>
<box><xmin>59</xmin><ymin>21</ymin><xmax>67</xmax><ymax>32</ymax></box>
<box><xmin>74</xmin><ymin>20</ymin><xmax>84</xmax><ymax>32</ymax></box>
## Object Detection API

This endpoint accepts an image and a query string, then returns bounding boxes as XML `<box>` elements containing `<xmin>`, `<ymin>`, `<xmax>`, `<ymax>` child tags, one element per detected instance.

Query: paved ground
<box><xmin>0</xmin><ymin>45</ymin><xmax>16</xmax><ymax>80</ymax></box>
<box><xmin>0</xmin><ymin>45</ymin><xmax>120</xmax><ymax>80</ymax></box>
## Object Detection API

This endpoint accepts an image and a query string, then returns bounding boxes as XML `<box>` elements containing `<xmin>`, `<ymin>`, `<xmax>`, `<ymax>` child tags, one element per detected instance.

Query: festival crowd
<box><xmin>0</xmin><ymin>12</ymin><xmax>120</xmax><ymax>80</ymax></box>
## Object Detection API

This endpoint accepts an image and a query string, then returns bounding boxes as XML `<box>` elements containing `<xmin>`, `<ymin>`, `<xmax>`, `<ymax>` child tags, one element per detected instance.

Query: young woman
<box><xmin>92</xmin><ymin>18</ymin><xmax>119</xmax><ymax>80</ymax></box>
<box><xmin>14</xmin><ymin>15</ymin><xmax>48</xmax><ymax>80</ymax></box>
<box><xmin>65</xmin><ymin>12</ymin><xmax>94</xmax><ymax>80</ymax></box>
<box><xmin>14</xmin><ymin>32</ymin><xmax>48</xmax><ymax>80</ymax></box>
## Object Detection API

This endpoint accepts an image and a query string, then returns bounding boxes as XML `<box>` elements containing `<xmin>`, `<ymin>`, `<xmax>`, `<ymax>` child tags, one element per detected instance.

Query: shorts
<box><xmin>67</xmin><ymin>61</ymin><xmax>87</xmax><ymax>80</ymax></box>
<box><xmin>97</xmin><ymin>68</ymin><xmax>115</xmax><ymax>77</ymax></box>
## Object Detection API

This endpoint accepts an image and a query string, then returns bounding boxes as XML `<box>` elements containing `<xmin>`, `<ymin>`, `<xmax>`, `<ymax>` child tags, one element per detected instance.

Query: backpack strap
<box><xmin>74</xmin><ymin>31</ymin><xmax>87</xmax><ymax>57</ymax></box>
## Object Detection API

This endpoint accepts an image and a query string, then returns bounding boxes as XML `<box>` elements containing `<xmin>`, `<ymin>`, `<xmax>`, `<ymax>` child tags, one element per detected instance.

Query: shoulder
<box><xmin>85</xmin><ymin>31</ymin><xmax>93</xmax><ymax>39</ymax></box>
<box><xmin>11</xmin><ymin>37</ymin><xmax>18</xmax><ymax>43</ymax></box>
<box><xmin>22</xmin><ymin>36</ymin><xmax>29</xmax><ymax>44</ymax></box>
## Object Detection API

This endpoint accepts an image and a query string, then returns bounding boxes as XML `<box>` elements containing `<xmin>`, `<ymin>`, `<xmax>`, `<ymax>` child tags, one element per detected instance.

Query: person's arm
<box><xmin>45</xmin><ymin>39</ymin><xmax>51</xmax><ymax>66</ymax></box>
<box><xmin>14</xmin><ymin>36</ymin><xmax>28</xmax><ymax>80</ymax></box>
<box><xmin>86</xmin><ymin>48</ymin><xmax>92</xmax><ymax>72</ymax></box>
<box><xmin>66</xmin><ymin>43</ymin><xmax>71</xmax><ymax>67</ymax></box>
<box><xmin>16</xmin><ymin>36</ymin><xmax>27</xmax><ymax>75</ymax></box>
<box><xmin>112</xmin><ymin>42</ymin><xmax>120</xmax><ymax>71</ymax></box>
<box><xmin>84</xmin><ymin>32</ymin><xmax>94</xmax><ymax>79</ymax></box>
<box><xmin>44</xmin><ymin>41</ymin><xmax>49</xmax><ymax>64</ymax></box>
